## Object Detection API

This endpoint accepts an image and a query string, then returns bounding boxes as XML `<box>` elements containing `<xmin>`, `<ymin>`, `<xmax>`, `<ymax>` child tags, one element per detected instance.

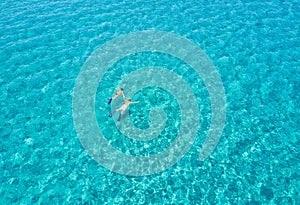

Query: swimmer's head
<box><xmin>120</xmin><ymin>88</ymin><xmax>124</xmax><ymax>91</ymax></box>
<box><xmin>128</xmin><ymin>98</ymin><xmax>131</xmax><ymax>101</ymax></box>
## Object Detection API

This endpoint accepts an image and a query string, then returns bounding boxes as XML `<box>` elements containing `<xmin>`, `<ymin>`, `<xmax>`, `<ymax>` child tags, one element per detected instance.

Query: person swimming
<box><xmin>107</xmin><ymin>88</ymin><xmax>124</xmax><ymax>104</ymax></box>
<box><xmin>109</xmin><ymin>98</ymin><xmax>139</xmax><ymax>121</ymax></box>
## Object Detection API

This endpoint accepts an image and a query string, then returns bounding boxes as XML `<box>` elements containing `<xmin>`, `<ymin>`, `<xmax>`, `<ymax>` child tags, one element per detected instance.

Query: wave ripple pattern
<box><xmin>73</xmin><ymin>31</ymin><xmax>226</xmax><ymax>176</ymax></box>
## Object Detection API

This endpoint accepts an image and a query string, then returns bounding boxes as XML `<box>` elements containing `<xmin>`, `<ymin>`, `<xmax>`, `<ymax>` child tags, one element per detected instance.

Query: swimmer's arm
<box><xmin>122</xmin><ymin>92</ymin><xmax>126</xmax><ymax>102</ymax></box>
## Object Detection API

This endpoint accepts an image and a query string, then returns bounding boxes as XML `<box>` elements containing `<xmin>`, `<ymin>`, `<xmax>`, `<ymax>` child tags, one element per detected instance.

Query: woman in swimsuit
<box><xmin>109</xmin><ymin>98</ymin><xmax>139</xmax><ymax>121</ymax></box>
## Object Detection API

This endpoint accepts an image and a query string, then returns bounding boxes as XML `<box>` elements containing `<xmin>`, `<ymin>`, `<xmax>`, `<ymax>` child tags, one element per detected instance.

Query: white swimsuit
<box><xmin>120</xmin><ymin>104</ymin><xmax>129</xmax><ymax>111</ymax></box>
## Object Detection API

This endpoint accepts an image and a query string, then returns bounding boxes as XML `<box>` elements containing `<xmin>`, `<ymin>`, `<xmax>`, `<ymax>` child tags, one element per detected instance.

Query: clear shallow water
<box><xmin>1</xmin><ymin>0</ymin><xmax>299</xmax><ymax>204</ymax></box>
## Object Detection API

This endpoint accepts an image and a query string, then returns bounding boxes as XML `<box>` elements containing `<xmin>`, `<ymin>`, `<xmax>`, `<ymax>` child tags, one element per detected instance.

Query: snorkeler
<box><xmin>107</xmin><ymin>88</ymin><xmax>124</xmax><ymax>104</ymax></box>
<box><xmin>109</xmin><ymin>98</ymin><xmax>139</xmax><ymax>121</ymax></box>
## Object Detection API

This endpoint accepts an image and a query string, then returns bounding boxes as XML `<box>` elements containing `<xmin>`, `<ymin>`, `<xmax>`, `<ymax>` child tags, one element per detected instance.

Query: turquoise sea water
<box><xmin>1</xmin><ymin>0</ymin><xmax>299</xmax><ymax>204</ymax></box>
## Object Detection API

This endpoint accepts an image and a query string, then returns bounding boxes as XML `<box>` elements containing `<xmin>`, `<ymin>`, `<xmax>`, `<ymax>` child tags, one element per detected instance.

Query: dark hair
<box><xmin>128</xmin><ymin>98</ymin><xmax>131</xmax><ymax>101</ymax></box>
<box><xmin>120</xmin><ymin>88</ymin><xmax>124</xmax><ymax>91</ymax></box>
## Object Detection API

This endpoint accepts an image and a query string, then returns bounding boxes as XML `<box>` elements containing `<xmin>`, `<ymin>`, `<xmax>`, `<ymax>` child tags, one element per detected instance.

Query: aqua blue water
<box><xmin>1</xmin><ymin>0</ymin><xmax>299</xmax><ymax>204</ymax></box>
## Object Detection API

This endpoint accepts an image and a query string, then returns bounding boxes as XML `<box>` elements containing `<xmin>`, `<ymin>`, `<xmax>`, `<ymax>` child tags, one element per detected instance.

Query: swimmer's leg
<box><xmin>118</xmin><ymin>110</ymin><xmax>124</xmax><ymax>121</ymax></box>
<box><xmin>110</xmin><ymin>106</ymin><xmax>122</xmax><ymax>117</ymax></box>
